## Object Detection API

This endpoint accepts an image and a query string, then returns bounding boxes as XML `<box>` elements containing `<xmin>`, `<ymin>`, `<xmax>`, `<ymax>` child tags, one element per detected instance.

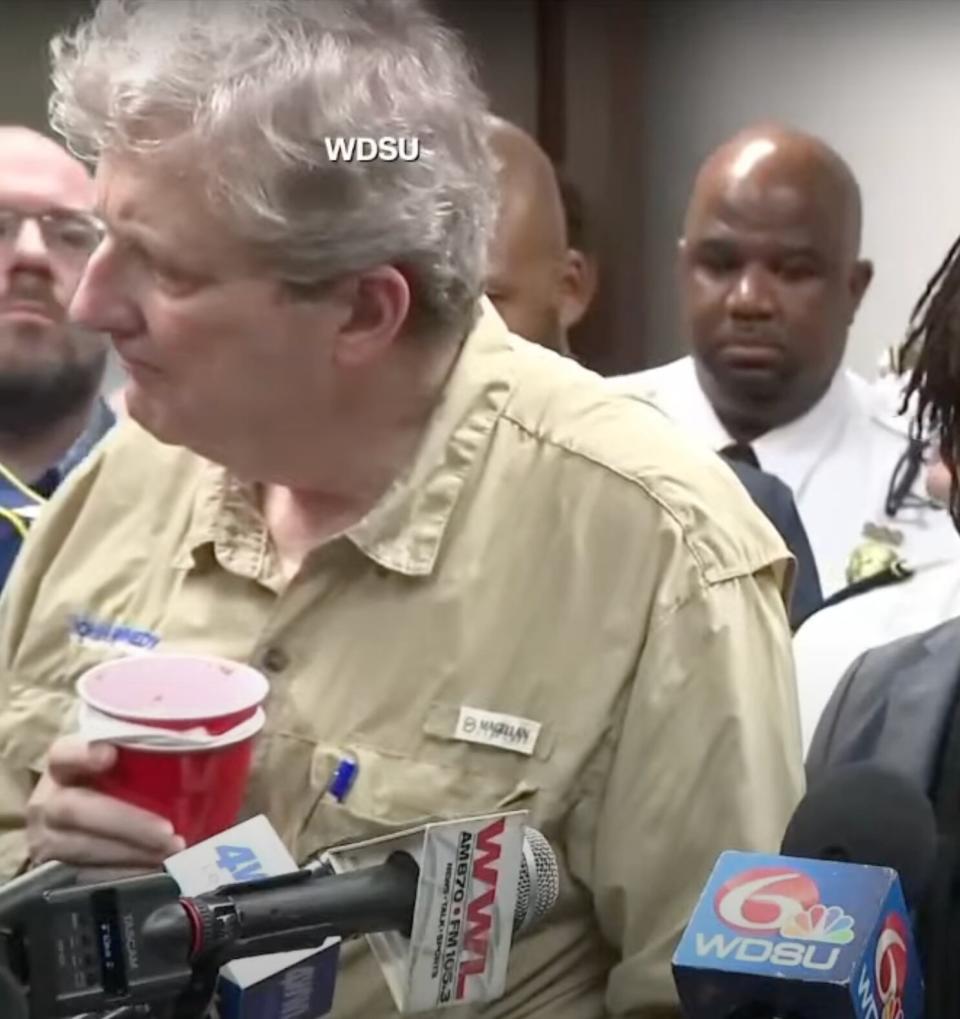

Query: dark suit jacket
<box><xmin>807</xmin><ymin>616</ymin><xmax>960</xmax><ymax>785</ymax></box>
<box><xmin>723</xmin><ymin>458</ymin><xmax>823</xmax><ymax>628</ymax></box>
<box><xmin>807</xmin><ymin>617</ymin><xmax>960</xmax><ymax>1019</ymax></box>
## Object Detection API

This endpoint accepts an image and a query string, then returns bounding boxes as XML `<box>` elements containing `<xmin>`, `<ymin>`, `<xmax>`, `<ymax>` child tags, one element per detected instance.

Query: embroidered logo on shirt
<box><xmin>454</xmin><ymin>706</ymin><xmax>541</xmax><ymax>756</ymax></box>
<box><xmin>69</xmin><ymin>614</ymin><xmax>160</xmax><ymax>653</ymax></box>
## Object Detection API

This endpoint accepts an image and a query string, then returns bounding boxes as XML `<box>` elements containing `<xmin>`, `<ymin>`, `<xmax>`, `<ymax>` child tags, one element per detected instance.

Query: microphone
<box><xmin>672</xmin><ymin>763</ymin><xmax>935</xmax><ymax>1019</ymax></box>
<box><xmin>202</xmin><ymin>812</ymin><xmax>559</xmax><ymax>1019</ymax></box>
<box><xmin>164</xmin><ymin>815</ymin><xmax>340</xmax><ymax>1019</ymax></box>
<box><xmin>13</xmin><ymin>813</ymin><xmax>558</xmax><ymax>1018</ymax></box>
<box><xmin>320</xmin><ymin>811</ymin><xmax>560</xmax><ymax>1011</ymax></box>
<box><xmin>781</xmin><ymin>762</ymin><xmax>938</xmax><ymax>911</ymax></box>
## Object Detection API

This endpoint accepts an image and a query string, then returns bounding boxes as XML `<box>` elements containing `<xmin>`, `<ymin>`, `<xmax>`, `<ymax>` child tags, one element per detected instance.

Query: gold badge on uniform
<box><xmin>845</xmin><ymin>523</ymin><xmax>911</xmax><ymax>585</ymax></box>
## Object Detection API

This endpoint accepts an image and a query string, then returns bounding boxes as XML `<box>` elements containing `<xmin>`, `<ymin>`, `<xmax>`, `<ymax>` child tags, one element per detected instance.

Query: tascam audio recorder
<box><xmin>672</xmin><ymin>851</ymin><xmax>924</xmax><ymax>1019</ymax></box>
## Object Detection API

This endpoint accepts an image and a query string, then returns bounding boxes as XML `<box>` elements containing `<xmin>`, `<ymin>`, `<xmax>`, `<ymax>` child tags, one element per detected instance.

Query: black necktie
<box><xmin>720</xmin><ymin>443</ymin><xmax>761</xmax><ymax>470</ymax></box>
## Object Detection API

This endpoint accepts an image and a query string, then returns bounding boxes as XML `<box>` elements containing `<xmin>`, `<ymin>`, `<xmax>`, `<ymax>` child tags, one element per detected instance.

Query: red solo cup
<box><xmin>76</xmin><ymin>655</ymin><xmax>269</xmax><ymax>846</ymax></box>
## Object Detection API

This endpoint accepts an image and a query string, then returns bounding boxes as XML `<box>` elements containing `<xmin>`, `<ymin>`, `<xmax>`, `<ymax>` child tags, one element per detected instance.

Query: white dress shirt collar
<box><xmin>655</xmin><ymin>357</ymin><xmax>859</xmax><ymax>500</ymax></box>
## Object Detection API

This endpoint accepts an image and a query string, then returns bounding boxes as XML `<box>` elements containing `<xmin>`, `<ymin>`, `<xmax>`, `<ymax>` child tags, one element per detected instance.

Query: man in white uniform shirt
<box><xmin>615</xmin><ymin>124</ymin><xmax>960</xmax><ymax>597</ymax></box>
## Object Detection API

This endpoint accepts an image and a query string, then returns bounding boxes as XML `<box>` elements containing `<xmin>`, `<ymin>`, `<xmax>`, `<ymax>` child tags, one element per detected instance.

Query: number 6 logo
<box><xmin>714</xmin><ymin>868</ymin><xmax>821</xmax><ymax>933</ymax></box>
<box><xmin>875</xmin><ymin>914</ymin><xmax>908</xmax><ymax>1011</ymax></box>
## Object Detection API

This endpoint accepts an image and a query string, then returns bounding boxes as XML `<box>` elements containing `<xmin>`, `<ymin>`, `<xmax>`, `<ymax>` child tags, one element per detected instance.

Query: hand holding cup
<box><xmin>26</xmin><ymin>734</ymin><xmax>186</xmax><ymax>868</ymax></box>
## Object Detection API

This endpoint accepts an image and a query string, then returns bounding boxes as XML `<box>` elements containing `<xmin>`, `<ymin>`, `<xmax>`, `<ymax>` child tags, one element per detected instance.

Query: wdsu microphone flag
<box><xmin>324</xmin><ymin>810</ymin><xmax>528</xmax><ymax>1013</ymax></box>
<box><xmin>672</xmin><ymin>850</ymin><xmax>924</xmax><ymax>1019</ymax></box>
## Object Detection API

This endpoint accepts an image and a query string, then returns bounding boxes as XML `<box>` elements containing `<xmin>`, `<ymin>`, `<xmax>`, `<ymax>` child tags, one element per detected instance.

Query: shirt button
<box><xmin>261</xmin><ymin>646</ymin><xmax>290</xmax><ymax>673</ymax></box>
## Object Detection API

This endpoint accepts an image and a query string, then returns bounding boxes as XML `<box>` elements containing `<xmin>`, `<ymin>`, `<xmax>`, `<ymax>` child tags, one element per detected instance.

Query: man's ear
<box><xmin>558</xmin><ymin>248</ymin><xmax>598</xmax><ymax>330</ymax></box>
<box><xmin>330</xmin><ymin>266</ymin><xmax>411</xmax><ymax>368</ymax></box>
<box><xmin>850</xmin><ymin>259</ymin><xmax>874</xmax><ymax>311</ymax></box>
<box><xmin>674</xmin><ymin>236</ymin><xmax>689</xmax><ymax>294</ymax></box>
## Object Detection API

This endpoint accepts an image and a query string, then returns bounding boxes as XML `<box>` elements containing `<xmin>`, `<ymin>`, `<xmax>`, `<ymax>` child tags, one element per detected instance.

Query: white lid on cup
<box><xmin>77</xmin><ymin>702</ymin><xmax>266</xmax><ymax>752</ymax></box>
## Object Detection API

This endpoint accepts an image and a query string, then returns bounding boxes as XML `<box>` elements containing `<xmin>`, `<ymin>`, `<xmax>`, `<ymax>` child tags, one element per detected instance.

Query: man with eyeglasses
<box><xmin>0</xmin><ymin>126</ymin><xmax>112</xmax><ymax>590</ymax></box>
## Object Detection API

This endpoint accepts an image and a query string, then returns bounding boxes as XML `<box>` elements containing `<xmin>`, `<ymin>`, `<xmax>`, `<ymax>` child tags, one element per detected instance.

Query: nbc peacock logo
<box><xmin>781</xmin><ymin>903</ymin><xmax>857</xmax><ymax>945</ymax></box>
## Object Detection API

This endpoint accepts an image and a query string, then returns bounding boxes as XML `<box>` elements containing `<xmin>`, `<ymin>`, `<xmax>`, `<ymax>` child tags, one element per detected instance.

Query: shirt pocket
<box><xmin>283</xmin><ymin>707</ymin><xmax>546</xmax><ymax>860</ymax></box>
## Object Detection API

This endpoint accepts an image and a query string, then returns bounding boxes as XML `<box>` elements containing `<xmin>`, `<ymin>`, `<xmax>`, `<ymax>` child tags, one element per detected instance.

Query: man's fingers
<box><xmin>31</xmin><ymin>830</ymin><xmax>173</xmax><ymax>869</ymax></box>
<box><xmin>46</xmin><ymin>736</ymin><xmax>116</xmax><ymax>784</ymax></box>
<box><xmin>27</xmin><ymin>746</ymin><xmax>187</xmax><ymax>871</ymax></box>
<box><xmin>39</xmin><ymin>785</ymin><xmax>185</xmax><ymax>855</ymax></box>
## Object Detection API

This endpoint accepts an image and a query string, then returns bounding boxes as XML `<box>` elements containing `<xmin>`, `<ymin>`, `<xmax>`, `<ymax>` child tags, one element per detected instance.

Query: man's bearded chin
<box><xmin>0</xmin><ymin>340</ymin><xmax>108</xmax><ymax>439</ymax></box>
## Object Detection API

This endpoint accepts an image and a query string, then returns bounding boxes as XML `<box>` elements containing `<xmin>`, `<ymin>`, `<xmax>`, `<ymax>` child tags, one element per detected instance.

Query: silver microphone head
<box><xmin>513</xmin><ymin>827</ymin><xmax>560</xmax><ymax>935</ymax></box>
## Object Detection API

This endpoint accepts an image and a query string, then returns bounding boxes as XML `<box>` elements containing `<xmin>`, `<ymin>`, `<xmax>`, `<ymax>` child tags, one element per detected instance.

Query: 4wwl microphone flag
<box><xmin>164</xmin><ymin>815</ymin><xmax>341</xmax><ymax>1019</ymax></box>
<box><xmin>323</xmin><ymin>809</ymin><xmax>529</xmax><ymax>1013</ymax></box>
<box><xmin>672</xmin><ymin>850</ymin><xmax>925</xmax><ymax>1019</ymax></box>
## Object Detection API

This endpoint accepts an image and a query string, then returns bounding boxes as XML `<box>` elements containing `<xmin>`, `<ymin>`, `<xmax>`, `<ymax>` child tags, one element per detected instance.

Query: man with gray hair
<box><xmin>0</xmin><ymin>2</ymin><xmax>802</xmax><ymax>1016</ymax></box>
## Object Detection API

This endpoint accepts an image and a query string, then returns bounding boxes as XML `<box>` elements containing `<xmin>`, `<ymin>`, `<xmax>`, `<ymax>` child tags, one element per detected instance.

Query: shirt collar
<box><xmin>181</xmin><ymin>299</ymin><xmax>517</xmax><ymax>578</ymax></box>
<box><xmin>672</xmin><ymin>357</ymin><xmax>857</xmax><ymax>495</ymax></box>
<box><xmin>663</xmin><ymin>359</ymin><xmax>732</xmax><ymax>449</ymax></box>
<box><xmin>751</xmin><ymin>370</ymin><xmax>856</xmax><ymax>495</ymax></box>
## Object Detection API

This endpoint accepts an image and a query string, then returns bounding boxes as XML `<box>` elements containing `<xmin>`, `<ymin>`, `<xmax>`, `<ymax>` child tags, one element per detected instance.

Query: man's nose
<box><xmin>727</xmin><ymin>265</ymin><xmax>776</xmax><ymax>319</ymax></box>
<box><xmin>6</xmin><ymin>218</ymin><xmax>53</xmax><ymax>270</ymax></box>
<box><xmin>68</xmin><ymin>243</ymin><xmax>140</xmax><ymax>339</ymax></box>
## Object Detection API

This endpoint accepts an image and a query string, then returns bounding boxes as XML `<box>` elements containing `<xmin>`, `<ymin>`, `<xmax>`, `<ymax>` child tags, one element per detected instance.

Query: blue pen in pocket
<box><xmin>327</xmin><ymin>752</ymin><xmax>359</xmax><ymax>803</ymax></box>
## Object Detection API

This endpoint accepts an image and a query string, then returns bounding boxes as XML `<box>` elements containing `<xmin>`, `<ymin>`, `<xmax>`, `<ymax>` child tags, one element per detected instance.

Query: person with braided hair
<box><xmin>795</xmin><ymin>238</ymin><xmax>960</xmax><ymax>752</ymax></box>
<box><xmin>808</xmin><ymin>235</ymin><xmax>960</xmax><ymax>1015</ymax></box>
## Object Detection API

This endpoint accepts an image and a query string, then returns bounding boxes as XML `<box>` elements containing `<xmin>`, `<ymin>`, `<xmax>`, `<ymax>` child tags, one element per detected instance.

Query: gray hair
<box><xmin>49</xmin><ymin>0</ymin><xmax>498</xmax><ymax>340</ymax></box>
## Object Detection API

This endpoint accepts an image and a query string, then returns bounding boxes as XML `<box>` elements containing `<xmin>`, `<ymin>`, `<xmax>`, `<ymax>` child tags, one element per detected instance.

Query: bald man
<box><xmin>485</xmin><ymin>116</ymin><xmax>595</xmax><ymax>355</ymax></box>
<box><xmin>616</xmin><ymin>123</ymin><xmax>960</xmax><ymax>599</ymax></box>
<box><xmin>0</xmin><ymin>127</ymin><xmax>112</xmax><ymax>589</ymax></box>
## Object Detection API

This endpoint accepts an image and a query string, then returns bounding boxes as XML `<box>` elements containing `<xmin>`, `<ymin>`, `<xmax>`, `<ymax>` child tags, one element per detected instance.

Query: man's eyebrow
<box><xmin>695</xmin><ymin>236</ymin><xmax>735</xmax><ymax>246</ymax></box>
<box><xmin>39</xmin><ymin>203</ymin><xmax>98</xmax><ymax>217</ymax></box>
<box><xmin>693</xmin><ymin>236</ymin><xmax>823</xmax><ymax>258</ymax></box>
<box><xmin>0</xmin><ymin>202</ymin><xmax>98</xmax><ymax>218</ymax></box>
<box><xmin>95</xmin><ymin>215</ymin><xmax>162</xmax><ymax>251</ymax></box>
<box><xmin>776</xmin><ymin>245</ymin><xmax>823</xmax><ymax>258</ymax></box>
<box><xmin>691</xmin><ymin>236</ymin><xmax>740</xmax><ymax>253</ymax></box>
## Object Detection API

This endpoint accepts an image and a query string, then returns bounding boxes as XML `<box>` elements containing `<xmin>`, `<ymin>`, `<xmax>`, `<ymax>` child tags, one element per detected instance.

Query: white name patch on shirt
<box><xmin>454</xmin><ymin>706</ymin><xmax>541</xmax><ymax>756</ymax></box>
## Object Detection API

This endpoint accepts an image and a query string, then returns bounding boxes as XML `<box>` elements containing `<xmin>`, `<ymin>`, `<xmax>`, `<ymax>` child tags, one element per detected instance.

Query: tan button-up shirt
<box><xmin>0</xmin><ymin>304</ymin><xmax>803</xmax><ymax>1017</ymax></box>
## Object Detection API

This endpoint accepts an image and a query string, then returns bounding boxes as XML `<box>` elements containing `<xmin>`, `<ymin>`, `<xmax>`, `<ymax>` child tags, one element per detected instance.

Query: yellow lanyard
<box><xmin>0</xmin><ymin>461</ymin><xmax>47</xmax><ymax>538</ymax></box>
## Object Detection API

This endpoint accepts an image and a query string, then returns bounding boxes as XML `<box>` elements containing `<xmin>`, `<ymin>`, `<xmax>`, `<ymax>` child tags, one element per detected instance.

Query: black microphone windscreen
<box><xmin>0</xmin><ymin>966</ymin><xmax>26</xmax><ymax>1019</ymax></box>
<box><xmin>781</xmin><ymin>762</ymin><xmax>937</xmax><ymax>909</ymax></box>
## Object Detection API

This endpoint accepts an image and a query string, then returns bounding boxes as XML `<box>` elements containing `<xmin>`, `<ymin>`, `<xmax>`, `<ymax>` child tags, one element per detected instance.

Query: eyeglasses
<box><xmin>0</xmin><ymin>207</ymin><xmax>105</xmax><ymax>267</ymax></box>
<box><xmin>884</xmin><ymin>435</ymin><xmax>940</xmax><ymax>516</ymax></box>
